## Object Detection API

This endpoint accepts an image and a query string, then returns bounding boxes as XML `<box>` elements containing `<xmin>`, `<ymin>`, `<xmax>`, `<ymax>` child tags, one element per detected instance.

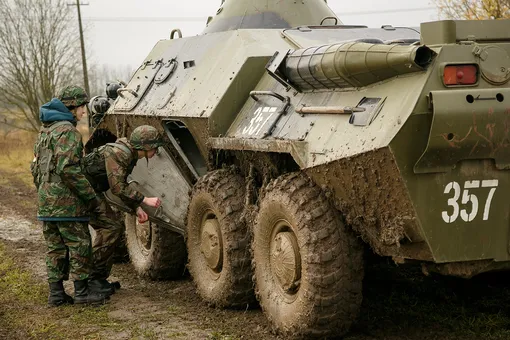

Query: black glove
<box><xmin>87</xmin><ymin>196</ymin><xmax>103</xmax><ymax>214</ymax></box>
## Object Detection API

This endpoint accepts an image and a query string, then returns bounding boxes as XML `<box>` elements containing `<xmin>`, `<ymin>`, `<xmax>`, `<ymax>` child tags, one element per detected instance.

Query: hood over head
<box><xmin>39</xmin><ymin>98</ymin><xmax>77</xmax><ymax>124</ymax></box>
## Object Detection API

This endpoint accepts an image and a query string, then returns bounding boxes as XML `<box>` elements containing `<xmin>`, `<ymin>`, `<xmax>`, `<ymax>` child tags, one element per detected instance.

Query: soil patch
<box><xmin>0</xmin><ymin>168</ymin><xmax>38</xmax><ymax>224</ymax></box>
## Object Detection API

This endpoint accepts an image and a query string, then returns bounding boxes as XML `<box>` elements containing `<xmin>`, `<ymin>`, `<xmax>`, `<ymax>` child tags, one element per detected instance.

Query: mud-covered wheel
<box><xmin>125</xmin><ymin>214</ymin><xmax>187</xmax><ymax>279</ymax></box>
<box><xmin>186</xmin><ymin>168</ymin><xmax>254</xmax><ymax>307</ymax></box>
<box><xmin>253</xmin><ymin>172</ymin><xmax>364</xmax><ymax>338</ymax></box>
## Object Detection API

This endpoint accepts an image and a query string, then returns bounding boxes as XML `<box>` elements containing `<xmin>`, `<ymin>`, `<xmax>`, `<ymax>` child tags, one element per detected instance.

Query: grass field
<box><xmin>0</xmin><ymin>130</ymin><xmax>37</xmax><ymax>187</ymax></box>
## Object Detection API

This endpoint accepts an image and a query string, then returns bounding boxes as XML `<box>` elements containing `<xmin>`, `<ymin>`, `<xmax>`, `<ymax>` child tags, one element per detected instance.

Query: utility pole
<box><xmin>68</xmin><ymin>1</ymin><xmax>91</xmax><ymax>129</ymax></box>
<box><xmin>68</xmin><ymin>1</ymin><xmax>90</xmax><ymax>96</ymax></box>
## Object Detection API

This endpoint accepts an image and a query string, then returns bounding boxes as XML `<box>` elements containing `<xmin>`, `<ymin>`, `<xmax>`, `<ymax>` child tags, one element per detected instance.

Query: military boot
<box><xmin>73</xmin><ymin>280</ymin><xmax>109</xmax><ymax>305</ymax></box>
<box><xmin>88</xmin><ymin>278</ymin><xmax>115</xmax><ymax>297</ymax></box>
<box><xmin>48</xmin><ymin>281</ymin><xmax>74</xmax><ymax>307</ymax></box>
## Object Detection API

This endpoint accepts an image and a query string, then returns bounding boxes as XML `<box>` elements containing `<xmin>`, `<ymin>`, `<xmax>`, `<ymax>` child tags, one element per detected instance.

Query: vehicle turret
<box><xmin>203</xmin><ymin>0</ymin><xmax>339</xmax><ymax>33</ymax></box>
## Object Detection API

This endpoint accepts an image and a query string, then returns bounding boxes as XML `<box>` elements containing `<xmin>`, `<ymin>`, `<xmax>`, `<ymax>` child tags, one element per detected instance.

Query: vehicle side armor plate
<box><xmin>415</xmin><ymin>88</ymin><xmax>510</xmax><ymax>173</ymax></box>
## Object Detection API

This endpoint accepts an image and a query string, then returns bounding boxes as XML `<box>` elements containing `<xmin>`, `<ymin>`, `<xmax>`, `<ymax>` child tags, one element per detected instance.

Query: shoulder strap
<box><xmin>106</xmin><ymin>142</ymin><xmax>132</xmax><ymax>156</ymax></box>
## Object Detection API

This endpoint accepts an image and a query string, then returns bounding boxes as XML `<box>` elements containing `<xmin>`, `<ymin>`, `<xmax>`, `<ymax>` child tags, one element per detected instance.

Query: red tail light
<box><xmin>443</xmin><ymin>64</ymin><xmax>478</xmax><ymax>86</ymax></box>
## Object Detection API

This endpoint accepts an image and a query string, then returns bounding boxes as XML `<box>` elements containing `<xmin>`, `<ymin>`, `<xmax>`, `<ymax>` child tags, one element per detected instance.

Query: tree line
<box><xmin>0</xmin><ymin>0</ymin><xmax>132</xmax><ymax>132</ymax></box>
<box><xmin>434</xmin><ymin>0</ymin><xmax>509</xmax><ymax>19</ymax></box>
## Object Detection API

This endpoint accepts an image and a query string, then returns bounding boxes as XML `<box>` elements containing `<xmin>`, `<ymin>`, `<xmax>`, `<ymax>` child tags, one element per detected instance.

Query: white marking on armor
<box><xmin>442</xmin><ymin>179</ymin><xmax>499</xmax><ymax>223</ymax></box>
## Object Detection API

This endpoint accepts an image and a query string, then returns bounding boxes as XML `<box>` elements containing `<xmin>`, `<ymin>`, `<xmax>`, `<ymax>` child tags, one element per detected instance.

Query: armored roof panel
<box><xmin>282</xmin><ymin>26</ymin><xmax>421</xmax><ymax>48</ymax></box>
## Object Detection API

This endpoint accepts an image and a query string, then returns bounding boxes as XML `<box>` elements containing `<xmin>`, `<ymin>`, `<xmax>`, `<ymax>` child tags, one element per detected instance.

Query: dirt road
<box><xmin>0</xmin><ymin>170</ymin><xmax>276</xmax><ymax>339</ymax></box>
<box><xmin>1</xmin><ymin>169</ymin><xmax>510</xmax><ymax>339</ymax></box>
<box><xmin>0</xmin><ymin>203</ymin><xmax>278</xmax><ymax>339</ymax></box>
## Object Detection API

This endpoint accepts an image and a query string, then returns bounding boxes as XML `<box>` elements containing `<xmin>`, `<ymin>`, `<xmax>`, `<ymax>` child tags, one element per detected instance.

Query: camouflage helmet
<box><xmin>130</xmin><ymin>125</ymin><xmax>164</xmax><ymax>151</ymax></box>
<box><xmin>58</xmin><ymin>85</ymin><xmax>89</xmax><ymax>108</ymax></box>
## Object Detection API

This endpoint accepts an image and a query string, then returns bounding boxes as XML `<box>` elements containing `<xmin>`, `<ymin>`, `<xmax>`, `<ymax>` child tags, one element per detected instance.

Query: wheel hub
<box><xmin>135</xmin><ymin>220</ymin><xmax>152</xmax><ymax>252</ymax></box>
<box><xmin>270</xmin><ymin>230</ymin><xmax>301</xmax><ymax>293</ymax></box>
<box><xmin>200</xmin><ymin>218</ymin><xmax>223</xmax><ymax>272</ymax></box>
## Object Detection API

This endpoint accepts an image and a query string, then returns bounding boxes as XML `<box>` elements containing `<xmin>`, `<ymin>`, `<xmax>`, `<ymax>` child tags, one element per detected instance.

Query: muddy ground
<box><xmin>1</xmin><ymin>168</ymin><xmax>510</xmax><ymax>339</ymax></box>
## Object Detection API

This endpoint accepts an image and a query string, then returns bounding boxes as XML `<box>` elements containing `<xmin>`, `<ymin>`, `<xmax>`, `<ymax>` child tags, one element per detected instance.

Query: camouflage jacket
<box><xmin>32</xmin><ymin>98</ymin><xmax>97</xmax><ymax>221</ymax></box>
<box><xmin>104</xmin><ymin>138</ymin><xmax>144</xmax><ymax>209</ymax></box>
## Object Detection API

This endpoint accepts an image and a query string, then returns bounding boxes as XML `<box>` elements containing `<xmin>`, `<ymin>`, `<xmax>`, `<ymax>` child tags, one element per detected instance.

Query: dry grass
<box><xmin>0</xmin><ymin>130</ymin><xmax>37</xmax><ymax>187</ymax></box>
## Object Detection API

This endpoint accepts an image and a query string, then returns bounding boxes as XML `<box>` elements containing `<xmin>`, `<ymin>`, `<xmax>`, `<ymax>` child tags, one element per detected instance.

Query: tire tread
<box><xmin>253</xmin><ymin>172</ymin><xmax>364</xmax><ymax>338</ymax></box>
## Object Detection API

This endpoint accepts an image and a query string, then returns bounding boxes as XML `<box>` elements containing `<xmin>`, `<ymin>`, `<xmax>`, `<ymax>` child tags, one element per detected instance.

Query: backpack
<box><xmin>81</xmin><ymin>142</ymin><xmax>132</xmax><ymax>193</ymax></box>
<box><xmin>31</xmin><ymin>121</ymin><xmax>73</xmax><ymax>189</ymax></box>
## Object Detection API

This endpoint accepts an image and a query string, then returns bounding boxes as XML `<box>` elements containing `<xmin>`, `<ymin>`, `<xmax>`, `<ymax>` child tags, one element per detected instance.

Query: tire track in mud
<box><xmin>0</xmin><ymin>205</ymin><xmax>47</xmax><ymax>281</ymax></box>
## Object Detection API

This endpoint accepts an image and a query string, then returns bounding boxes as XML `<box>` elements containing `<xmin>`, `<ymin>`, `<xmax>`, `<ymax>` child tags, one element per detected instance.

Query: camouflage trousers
<box><xmin>42</xmin><ymin>221</ymin><xmax>92</xmax><ymax>283</ymax></box>
<box><xmin>89</xmin><ymin>196</ymin><xmax>124</xmax><ymax>280</ymax></box>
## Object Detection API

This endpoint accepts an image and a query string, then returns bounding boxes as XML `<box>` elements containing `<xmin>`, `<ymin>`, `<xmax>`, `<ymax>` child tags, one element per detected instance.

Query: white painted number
<box><xmin>442</xmin><ymin>181</ymin><xmax>461</xmax><ymax>223</ymax></box>
<box><xmin>242</xmin><ymin>106</ymin><xmax>278</xmax><ymax>136</ymax></box>
<box><xmin>441</xmin><ymin>179</ymin><xmax>499</xmax><ymax>223</ymax></box>
<box><xmin>482</xmin><ymin>179</ymin><xmax>498</xmax><ymax>220</ymax></box>
<box><xmin>460</xmin><ymin>180</ymin><xmax>479</xmax><ymax>222</ymax></box>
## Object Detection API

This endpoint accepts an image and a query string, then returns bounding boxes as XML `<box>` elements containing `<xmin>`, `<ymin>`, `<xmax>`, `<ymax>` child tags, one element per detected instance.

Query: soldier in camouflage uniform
<box><xmin>31</xmin><ymin>85</ymin><xmax>108</xmax><ymax>306</ymax></box>
<box><xmin>82</xmin><ymin>125</ymin><xmax>163</xmax><ymax>296</ymax></box>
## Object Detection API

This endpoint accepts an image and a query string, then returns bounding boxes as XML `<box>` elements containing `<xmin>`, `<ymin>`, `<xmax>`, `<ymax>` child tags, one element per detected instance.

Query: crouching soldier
<box><xmin>31</xmin><ymin>85</ymin><xmax>108</xmax><ymax>306</ymax></box>
<box><xmin>82</xmin><ymin>125</ymin><xmax>164</xmax><ymax>296</ymax></box>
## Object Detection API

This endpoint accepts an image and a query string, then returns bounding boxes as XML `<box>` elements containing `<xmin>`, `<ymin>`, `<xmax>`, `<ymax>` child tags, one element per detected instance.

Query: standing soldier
<box><xmin>31</xmin><ymin>85</ymin><xmax>107</xmax><ymax>306</ymax></box>
<box><xmin>82</xmin><ymin>125</ymin><xmax>163</xmax><ymax>296</ymax></box>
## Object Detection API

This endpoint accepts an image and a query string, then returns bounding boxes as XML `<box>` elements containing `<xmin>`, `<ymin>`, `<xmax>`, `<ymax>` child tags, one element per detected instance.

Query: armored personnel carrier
<box><xmin>87</xmin><ymin>0</ymin><xmax>510</xmax><ymax>337</ymax></box>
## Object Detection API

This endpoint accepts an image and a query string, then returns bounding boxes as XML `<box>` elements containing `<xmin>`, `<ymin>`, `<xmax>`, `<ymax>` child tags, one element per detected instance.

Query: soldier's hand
<box><xmin>136</xmin><ymin>207</ymin><xmax>149</xmax><ymax>223</ymax></box>
<box><xmin>143</xmin><ymin>197</ymin><xmax>161</xmax><ymax>208</ymax></box>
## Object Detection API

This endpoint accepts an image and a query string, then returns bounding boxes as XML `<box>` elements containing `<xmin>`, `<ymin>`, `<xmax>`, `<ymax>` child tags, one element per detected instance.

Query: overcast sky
<box><xmin>77</xmin><ymin>0</ymin><xmax>439</xmax><ymax>68</ymax></box>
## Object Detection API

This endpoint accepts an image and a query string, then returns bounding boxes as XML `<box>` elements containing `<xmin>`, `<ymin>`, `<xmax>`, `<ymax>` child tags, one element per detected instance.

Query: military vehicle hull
<box><xmin>88</xmin><ymin>1</ymin><xmax>510</xmax><ymax>337</ymax></box>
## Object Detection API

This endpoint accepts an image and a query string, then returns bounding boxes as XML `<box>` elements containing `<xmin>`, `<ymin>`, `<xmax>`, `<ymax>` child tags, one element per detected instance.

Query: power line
<box><xmin>83</xmin><ymin>6</ymin><xmax>436</xmax><ymax>22</ymax></box>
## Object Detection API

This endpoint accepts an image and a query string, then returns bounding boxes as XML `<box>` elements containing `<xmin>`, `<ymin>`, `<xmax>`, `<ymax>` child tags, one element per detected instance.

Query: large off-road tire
<box><xmin>253</xmin><ymin>172</ymin><xmax>364</xmax><ymax>338</ymax></box>
<box><xmin>186</xmin><ymin>168</ymin><xmax>254</xmax><ymax>307</ymax></box>
<box><xmin>125</xmin><ymin>214</ymin><xmax>187</xmax><ymax>280</ymax></box>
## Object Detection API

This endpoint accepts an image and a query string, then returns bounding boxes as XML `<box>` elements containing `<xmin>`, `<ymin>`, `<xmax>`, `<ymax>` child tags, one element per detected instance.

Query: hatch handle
<box><xmin>117</xmin><ymin>88</ymin><xmax>139</xmax><ymax>98</ymax></box>
<box><xmin>320</xmin><ymin>16</ymin><xmax>338</xmax><ymax>25</ymax></box>
<box><xmin>170</xmin><ymin>29</ymin><xmax>182</xmax><ymax>39</ymax></box>
<box><xmin>250</xmin><ymin>91</ymin><xmax>287</xmax><ymax>103</ymax></box>
<box><xmin>249</xmin><ymin>91</ymin><xmax>290</xmax><ymax>114</ymax></box>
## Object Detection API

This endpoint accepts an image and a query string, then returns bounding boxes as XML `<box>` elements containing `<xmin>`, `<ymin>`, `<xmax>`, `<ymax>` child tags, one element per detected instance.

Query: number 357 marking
<box><xmin>442</xmin><ymin>180</ymin><xmax>498</xmax><ymax>223</ymax></box>
<box><xmin>242</xmin><ymin>107</ymin><xmax>278</xmax><ymax>136</ymax></box>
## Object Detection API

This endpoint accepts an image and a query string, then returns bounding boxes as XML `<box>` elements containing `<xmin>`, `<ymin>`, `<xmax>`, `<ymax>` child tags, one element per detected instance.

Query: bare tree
<box><xmin>433</xmin><ymin>0</ymin><xmax>510</xmax><ymax>19</ymax></box>
<box><xmin>0</xmin><ymin>0</ymin><xmax>81</xmax><ymax>131</ymax></box>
